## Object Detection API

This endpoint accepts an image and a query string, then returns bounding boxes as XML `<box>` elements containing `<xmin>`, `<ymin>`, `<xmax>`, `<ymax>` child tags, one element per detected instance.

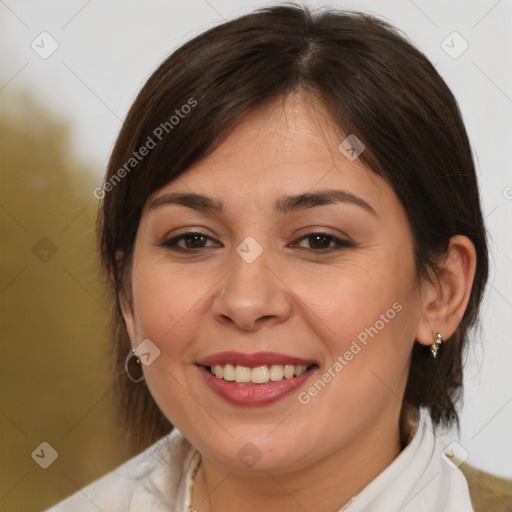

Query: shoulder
<box><xmin>459</xmin><ymin>462</ymin><xmax>512</xmax><ymax>512</ymax></box>
<box><xmin>42</xmin><ymin>428</ymin><xmax>193</xmax><ymax>512</ymax></box>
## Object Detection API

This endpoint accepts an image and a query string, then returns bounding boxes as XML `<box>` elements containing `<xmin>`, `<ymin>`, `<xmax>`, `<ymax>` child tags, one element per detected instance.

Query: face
<box><xmin>122</xmin><ymin>92</ymin><xmax>429</xmax><ymax>475</ymax></box>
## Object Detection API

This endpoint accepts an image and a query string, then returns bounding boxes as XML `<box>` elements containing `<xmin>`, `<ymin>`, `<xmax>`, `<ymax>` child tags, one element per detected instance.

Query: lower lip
<box><xmin>197</xmin><ymin>365</ymin><xmax>318</xmax><ymax>406</ymax></box>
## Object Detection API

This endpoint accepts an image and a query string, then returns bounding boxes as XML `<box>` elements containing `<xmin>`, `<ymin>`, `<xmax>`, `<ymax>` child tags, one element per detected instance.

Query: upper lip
<box><xmin>197</xmin><ymin>351</ymin><xmax>318</xmax><ymax>368</ymax></box>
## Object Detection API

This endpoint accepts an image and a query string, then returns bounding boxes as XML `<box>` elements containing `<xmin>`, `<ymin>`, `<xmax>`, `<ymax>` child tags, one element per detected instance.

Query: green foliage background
<box><xmin>0</xmin><ymin>90</ymin><xmax>127</xmax><ymax>511</ymax></box>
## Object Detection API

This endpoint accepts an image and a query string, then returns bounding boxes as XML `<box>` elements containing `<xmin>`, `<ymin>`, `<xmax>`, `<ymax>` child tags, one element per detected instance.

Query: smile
<box><xmin>196</xmin><ymin>351</ymin><xmax>319</xmax><ymax>406</ymax></box>
<box><xmin>208</xmin><ymin>363</ymin><xmax>313</xmax><ymax>384</ymax></box>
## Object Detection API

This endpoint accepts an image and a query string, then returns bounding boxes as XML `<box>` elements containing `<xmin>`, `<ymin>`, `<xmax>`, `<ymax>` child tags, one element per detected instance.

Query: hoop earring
<box><xmin>430</xmin><ymin>332</ymin><xmax>444</xmax><ymax>358</ymax></box>
<box><xmin>124</xmin><ymin>347</ymin><xmax>145</xmax><ymax>383</ymax></box>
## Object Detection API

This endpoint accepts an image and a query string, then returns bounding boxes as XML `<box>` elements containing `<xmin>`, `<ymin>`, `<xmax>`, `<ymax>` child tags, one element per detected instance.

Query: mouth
<box><xmin>204</xmin><ymin>363</ymin><xmax>318</xmax><ymax>385</ymax></box>
<box><xmin>195</xmin><ymin>351</ymin><xmax>319</xmax><ymax>406</ymax></box>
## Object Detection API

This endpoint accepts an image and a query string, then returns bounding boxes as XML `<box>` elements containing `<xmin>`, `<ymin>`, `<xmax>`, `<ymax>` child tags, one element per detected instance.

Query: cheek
<box><xmin>128</xmin><ymin>261</ymin><xmax>214</xmax><ymax>428</ymax></box>
<box><xmin>296</xmin><ymin>258</ymin><xmax>416</xmax><ymax>400</ymax></box>
<box><xmin>298</xmin><ymin>261</ymin><xmax>406</xmax><ymax>353</ymax></box>
<box><xmin>129</xmin><ymin>260</ymin><xmax>209</xmax><ymax>358</ymax></box>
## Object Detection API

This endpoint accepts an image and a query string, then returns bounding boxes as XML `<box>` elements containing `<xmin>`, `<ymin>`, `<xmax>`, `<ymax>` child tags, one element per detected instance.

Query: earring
<box><xmin>124</xmin><ymin>347</ymin><xmax>145</xmax><ymax>383</ymax></box>
<box><xmin>430</xmin><ymin>332</ymin><xmax>444</xmax><ymax>358</ymax></box>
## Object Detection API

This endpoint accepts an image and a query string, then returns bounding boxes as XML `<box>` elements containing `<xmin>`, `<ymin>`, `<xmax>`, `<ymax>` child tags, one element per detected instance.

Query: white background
<box><xmin>1</xmin><ymin>0</ymin><xmax>511</xmax><ymax>478</ymax></box>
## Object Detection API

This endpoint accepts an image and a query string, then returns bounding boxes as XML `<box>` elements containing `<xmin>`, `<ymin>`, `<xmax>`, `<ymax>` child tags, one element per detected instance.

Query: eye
<box><xmin>157</xmin><ymin>231</ymin><xmax>354</xmax><ymax>253</ymax></box>
<box><xmin>159</xmin><ymin>231</ymin><xmax>218</xmax><ymax>251</ymax></box>
<box><xmin>290</xmin><ymin>232</ymin><xmax>354</xmax><ymax>253</ymax></box>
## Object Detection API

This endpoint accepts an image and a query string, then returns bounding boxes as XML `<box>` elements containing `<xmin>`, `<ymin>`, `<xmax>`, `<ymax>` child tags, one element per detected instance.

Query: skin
<box><xmin>121</xmin><ymin>92</ymin><xmax>476</xmax><ymax>512</ymax></box>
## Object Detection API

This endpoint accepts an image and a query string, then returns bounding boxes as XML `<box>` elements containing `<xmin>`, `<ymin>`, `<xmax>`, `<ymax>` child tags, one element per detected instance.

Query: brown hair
<box><xmin>97</xmin><ymin>2</ymin><xmax>489</xmax><ymax>454</ymax></box>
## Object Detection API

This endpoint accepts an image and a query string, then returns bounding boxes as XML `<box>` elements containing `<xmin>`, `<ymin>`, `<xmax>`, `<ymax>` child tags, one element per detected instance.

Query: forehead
<box><xmin>144</xmin><ymin>93</ymin><xmax>394</xmax><ymax>217</ymax></box>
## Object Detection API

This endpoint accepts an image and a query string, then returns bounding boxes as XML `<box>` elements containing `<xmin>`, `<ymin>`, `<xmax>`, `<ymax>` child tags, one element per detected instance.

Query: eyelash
<box><xmin>158</xmin><ymin>231</ymin><xmax>354</xmax><ymax>253</ymax></box>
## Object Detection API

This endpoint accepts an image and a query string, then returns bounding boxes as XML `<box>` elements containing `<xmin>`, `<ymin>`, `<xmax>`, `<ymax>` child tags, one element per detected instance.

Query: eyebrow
<box><xmin>148</xmin><ymin>189</ymin><xmax>377</xmax><ymax>217</ymax></box>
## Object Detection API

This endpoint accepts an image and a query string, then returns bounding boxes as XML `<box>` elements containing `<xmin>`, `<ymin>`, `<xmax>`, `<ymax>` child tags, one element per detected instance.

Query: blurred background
<box><xmin>1</xmin><ymin>1</ymin><xmax>511</xmax><ymax>510</ymax></box>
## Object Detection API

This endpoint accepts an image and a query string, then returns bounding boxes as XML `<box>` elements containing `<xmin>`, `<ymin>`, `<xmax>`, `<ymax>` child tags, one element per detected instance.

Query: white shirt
<box><xmin>43</xmin><ymin>407</ymin><xmax>475</xmax><ymax>511</ymax></box>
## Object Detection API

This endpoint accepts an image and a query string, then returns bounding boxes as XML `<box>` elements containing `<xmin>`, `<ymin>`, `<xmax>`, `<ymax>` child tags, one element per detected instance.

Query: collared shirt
<box><xmin>43</xmin><ymin>407</ymin><xmax>475</xmax><ymax>511</ymax></box>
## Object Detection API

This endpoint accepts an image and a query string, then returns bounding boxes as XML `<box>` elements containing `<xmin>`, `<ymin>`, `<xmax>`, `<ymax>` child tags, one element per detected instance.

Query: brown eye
<box><xmin>159</xmin><ymin>232</ymin><xmax>218</xmax><ymax>251</ymax></box>
<box><xmin>291</xmin><ymin>232</ymin><xmax>354</xmax><ymax>252</ymax></box>
<box><xmin>158</xmin><ymin>231</ymin><xmax>353</xmax><ymax>254</ymax></box>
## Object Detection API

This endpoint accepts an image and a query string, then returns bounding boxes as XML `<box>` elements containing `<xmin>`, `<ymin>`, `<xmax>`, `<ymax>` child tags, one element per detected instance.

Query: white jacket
<box><xmin>43</xmin><ymin>407</ymin><xmax>475</xmax><ymax>511</ymax></box>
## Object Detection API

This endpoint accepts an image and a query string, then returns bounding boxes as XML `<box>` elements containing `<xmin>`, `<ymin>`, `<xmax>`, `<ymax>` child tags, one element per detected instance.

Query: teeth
<box><xmin>210</xmin><ymin>364</ymin><xmax>310</xmax><ymax>384</ymax></box>
<box><xmin>294</xmin><ymin>365</ymin><xmax>307</xmax><ymax>377</ymax></box>
<box><xmin>222</xmin><ymin>364</ymin><xmax>235</xmax><ymax>381</ymax></box>
<box><xmin>235</xmin><ymin>365</ymin><xmax>251</xmax><ymax>383</ymax></box>
<box><xmin>283</xmin><ymin>364</ymin><xmax>294</xmax><ymax>379</ymax></box>
<box><xmin>269</xmin><ymin>364</ymin><xmax>284</xmax><ymax>381</ymax></box>
<box><xmin>251</xmin><ymin>365</ymin><xmax>270</xmax><ymax>383</ymax></box>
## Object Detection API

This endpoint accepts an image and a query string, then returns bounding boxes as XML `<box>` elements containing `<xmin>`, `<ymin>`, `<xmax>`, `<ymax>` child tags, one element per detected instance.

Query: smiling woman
<box><xmin>42</xmin><ymin>3</ymin><xmax>501</xmax><ymax>512</ymax></box>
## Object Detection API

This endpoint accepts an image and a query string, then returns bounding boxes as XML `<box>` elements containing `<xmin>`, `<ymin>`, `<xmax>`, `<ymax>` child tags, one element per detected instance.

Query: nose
<box><xmin>210</xmin><ymin>242</ymin><xmax>293</xmax><ymax>331</ymax></box>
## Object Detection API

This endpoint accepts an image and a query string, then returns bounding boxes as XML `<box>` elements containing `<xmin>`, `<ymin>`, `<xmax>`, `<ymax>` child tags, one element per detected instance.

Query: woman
<box><xmin>45</xmin><ymin>3</ymin><xmax>500</xmax><ymax>511</ymax></box>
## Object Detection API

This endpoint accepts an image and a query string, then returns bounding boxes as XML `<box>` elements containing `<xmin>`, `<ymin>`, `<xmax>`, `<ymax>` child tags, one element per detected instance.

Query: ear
<box><xmin>119</xmin><ymin>290</ymin><xmax>137</xmax><ymax>343</ymax></box>
<box><xmin>115</xmin><ymin>249</ymin><xmax>138</xmax><ymax>343</ymax></box>
<box><xmin>415</xmin><ymin>235</ymin><xmax>477</xmax><ymax>346</ymax></box>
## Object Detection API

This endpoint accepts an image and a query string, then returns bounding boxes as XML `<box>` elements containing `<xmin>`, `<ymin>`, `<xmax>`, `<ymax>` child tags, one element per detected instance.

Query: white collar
<box><xmin>344</xmin><ymin>407</ymin><xmax>474</xmax><ymax>511</ymax></box>
<box><xmin>178</xmin><ymin>407</ymin><xmax>474</xmax><ymax>512</ymax></box>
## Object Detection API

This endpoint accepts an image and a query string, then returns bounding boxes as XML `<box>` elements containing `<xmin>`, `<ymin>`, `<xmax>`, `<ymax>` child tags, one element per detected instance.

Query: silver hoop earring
<box><xmin>430</xmin><ymin>332</ymin><xmax>444</xmax><ymax>358</ymax></box>
<box><xmin>124</xmin><ymin>347</ymin><xmax>145</xmax><ymax>383</ymax></box>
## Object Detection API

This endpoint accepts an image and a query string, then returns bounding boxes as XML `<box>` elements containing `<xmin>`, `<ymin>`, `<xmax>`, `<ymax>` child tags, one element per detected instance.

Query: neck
<box><xmin>191</xmin><ymin>408</ymin><xmax>403</xmax><ymax>512</ymax></box>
